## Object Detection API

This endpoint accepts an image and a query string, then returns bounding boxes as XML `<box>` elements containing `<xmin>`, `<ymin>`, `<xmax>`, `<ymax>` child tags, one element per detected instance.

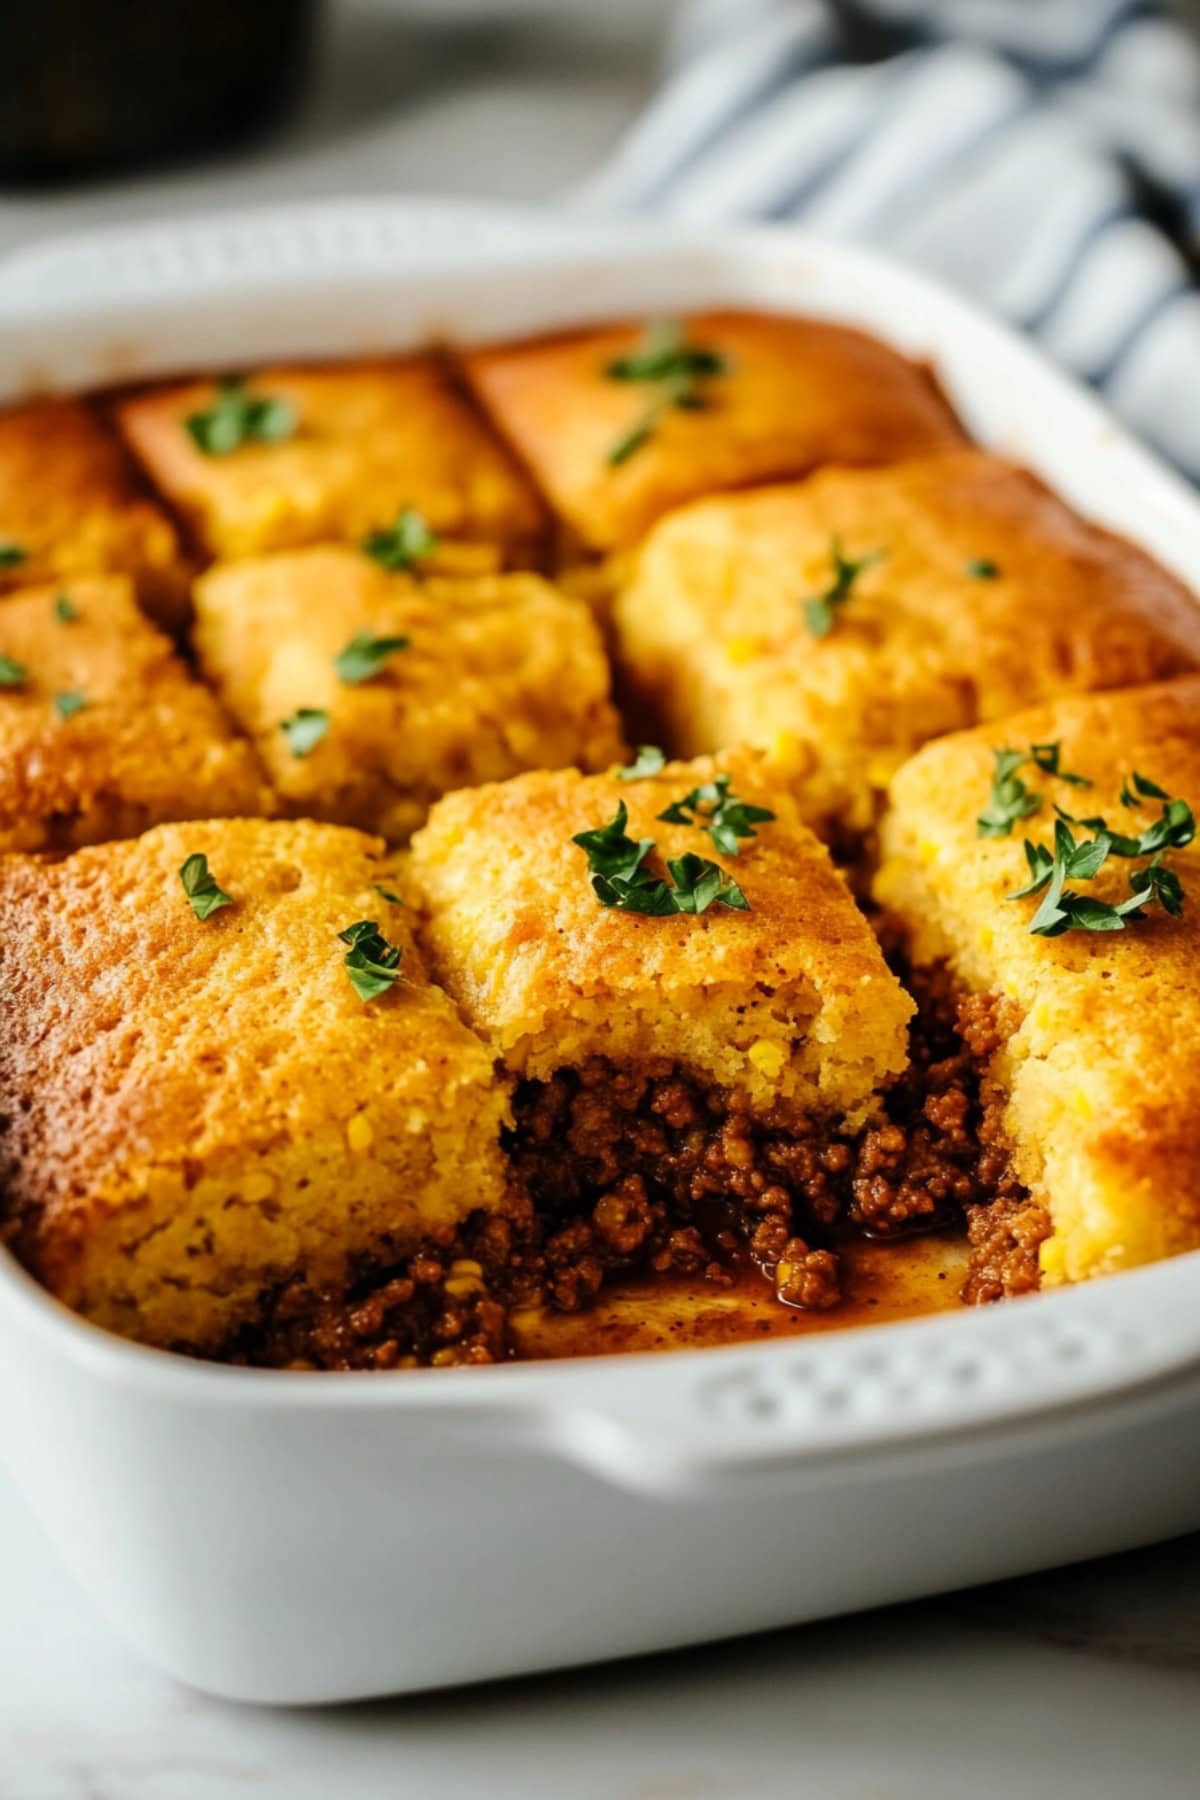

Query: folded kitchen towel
<box><xmin>576</xmin><ymin>0</ymin><xmax>1200</xmax><ymax>481</ymax></box>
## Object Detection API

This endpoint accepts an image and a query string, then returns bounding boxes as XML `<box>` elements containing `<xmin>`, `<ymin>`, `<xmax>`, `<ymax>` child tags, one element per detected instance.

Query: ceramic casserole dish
<box><xmin>2</xmin><ymin>198</ymin><xmax>1200</xmax><ymax>1704</ymax></box>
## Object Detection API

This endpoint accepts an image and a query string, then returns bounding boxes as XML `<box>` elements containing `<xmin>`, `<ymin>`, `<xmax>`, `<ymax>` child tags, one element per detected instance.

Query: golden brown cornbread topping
<box><xmin>0</xmin><ymin>316</ymin><xmax>1196</xmax><ymax>1372</ymax></box>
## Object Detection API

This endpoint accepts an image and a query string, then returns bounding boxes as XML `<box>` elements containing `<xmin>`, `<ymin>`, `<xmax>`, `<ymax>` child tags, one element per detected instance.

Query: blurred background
<box><xmin>0</xmin><ymin>0</ymin><xmax>1197</xmax><ymax>470</ymax></box>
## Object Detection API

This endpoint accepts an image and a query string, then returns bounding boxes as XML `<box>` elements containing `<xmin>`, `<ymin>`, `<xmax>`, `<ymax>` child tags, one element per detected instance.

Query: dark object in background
<box><xmin>0</xmin><ymin>0</ymin><xmax>320</xmax><ymax>182</ymax></box>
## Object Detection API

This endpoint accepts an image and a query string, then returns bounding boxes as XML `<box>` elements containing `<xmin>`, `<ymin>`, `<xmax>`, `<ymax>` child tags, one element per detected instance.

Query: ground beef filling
<box><xmin>216</xmin><ymin>968</ymin><xmax>1049</xmax><ymax>1372</ymax></box>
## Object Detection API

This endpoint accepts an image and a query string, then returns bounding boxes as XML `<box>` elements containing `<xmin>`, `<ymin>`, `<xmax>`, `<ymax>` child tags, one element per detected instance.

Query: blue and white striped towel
<box><xmin>576</xmin><ymin>0</ymin><xmax>1200</xmax><ymax>481</ymax></box>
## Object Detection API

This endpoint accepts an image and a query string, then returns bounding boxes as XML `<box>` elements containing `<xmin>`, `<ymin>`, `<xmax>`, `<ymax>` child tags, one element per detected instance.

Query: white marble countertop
<box><xmin>5</xmin><ymin>3</ymin><xmax>1200</xmax><ymax>1791</ymax></box>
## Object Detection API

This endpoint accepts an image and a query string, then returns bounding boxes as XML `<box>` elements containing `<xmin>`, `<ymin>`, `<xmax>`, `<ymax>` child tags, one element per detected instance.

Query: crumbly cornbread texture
<box><xmin>410</xmin><ymin>749</ymin><xmax>913</xmax><ymax>1128</ymax></box>
<box><xmin>460</xmin><ymin>310</ymin><xmax>964</xmax><ymax>550</ymax></box>
<box><xmin>612</xmin><ymin>452</ymin><xmax>1200</xmax><ymax>837</ymax></box>
<box><xmin>193</xmin><ymin>545</ymin><xmax>625</xmax><ymax>842</ymax></box>
<box><xmin>0</xmin><ymin>397</ymin><xmax>188</xmax><ymax>629</ymax></box>
<box><xmin>115</xmin><ymin>358</ymin><xmax>546</xmax><ymax>562</ymax></box>
<box><xmin>875</xmin><ymin>680</ymin><xmax>1200</xmax><ymax>1286</ymax></box>
<box><xmin>0</xmin><ymin>576</ymin><xmax>273</xmax><ymax>851</ymax></box>
<box><xmin>0</xmin><ymin>819</ymin><xmax>511</xmax><ymax>1348</ymax></box>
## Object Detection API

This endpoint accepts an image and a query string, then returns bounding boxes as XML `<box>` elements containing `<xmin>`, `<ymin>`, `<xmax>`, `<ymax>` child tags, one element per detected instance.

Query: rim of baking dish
<box><xmin>2</xmin><ymin>196</ymin><xmax>1200</xmax><ymax>1496</ymax></box>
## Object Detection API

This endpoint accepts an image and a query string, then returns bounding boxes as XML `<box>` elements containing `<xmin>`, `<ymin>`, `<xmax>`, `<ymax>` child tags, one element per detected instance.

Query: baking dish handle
<box><xmin>525</xmin><ymin>1262</ymin><xmax>1200</xmax><ymax>1498</ymax></box>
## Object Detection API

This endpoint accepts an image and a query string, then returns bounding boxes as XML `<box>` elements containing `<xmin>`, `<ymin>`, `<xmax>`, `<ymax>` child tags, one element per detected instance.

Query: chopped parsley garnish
<box><xmin>1008</xmin><ymin>773</ymin><xmax>1194</xmax><ymax>937</ymax></box>
<box><xmin>361</xmin><ymin>507</ymin><xmax>438</xmax><ymax>572</ymax></box>
<box><xmin>334</xmin><ymin>630</ymin><xmax>410</xmax><ymax>685</ymax></box>
<box><xmin>966</xmin><ymin>558</ymin><xmax>1001</xmax><ymax>579</ymax></box>
<box><xmin>339</xmin><ymin>919</ymin><xmax>403</xmax><ymax>1002</ymax></box>
<box><xmin>0</xmin><ymin>543</ymin><xmax>26</xmax><ymax>569</ymax></box>
<box><xmin>178</xmin><ymin>853</ymin><xmax>233</xmax><ymax>921</ymax></box>
<box><xmin>53</xmin><ymin>691</ymin><xmax>86</xmax><ymax>719</ymax></box>
<box><xmin>657</xmin><ymin>772</ymin><xmax>775</xmax><ymax>857</ymax></box>
<box><xmin>572</xmin><ymin>801</ymin><xmax>749</xmax><ymax>915</ymax></box>
<box><xmin>1121</xmin><ymin>769</ymin><xmax>1168</xmax><ymax>808</ymax></box>
<box><xmin>606</xmin><ymin>321</ymin><xmax>727</xmax><ymax>385</ymax></box>
<box><xmin>185</xmin><ymin>378</ymin><xmax>297</xmax><ymax>457</ymax></box>
<box><xmin>53</xmin><ymin>591</ymin><xmax>78</xmax><ymax>622</ymax></box>
<box><xmin>617</xmin><ymin>745</ymin><xmax>666</xmax><ymax>781</ymax></box>
<box><xmin>372</xmin><ymin>883</ymin><xmax>405</xmax><ymax>905</ymax></box>
<box><xmin>0</xmin><ymin>653</ymin><xmax>27</xmax><ymax>687</ymax></box>
<box><xmin>605</xmin><ymin>320</ymin><xmax>727</xmax><ymax>467</ymax></box>
<box><xmin>802</xmin><ymin>538</ymin><xmax>885</xmax><ymax>638</ymax></box>
<box><xmin>280</xmin><ymin>707</ymin><xmax>329</xmax><ymax>757</ymax></box>
<box><xmin>977</xmin><ymin>741</ymin><xmax>1091</xmax><ymax>838</ymax></box>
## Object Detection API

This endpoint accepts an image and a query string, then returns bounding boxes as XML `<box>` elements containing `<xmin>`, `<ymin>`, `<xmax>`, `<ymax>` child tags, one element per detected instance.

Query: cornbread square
<box><xmin>193</xmin><ymin>545</ymin><xmax>625</xmax><ymax>842</ymax></box>
<box><xmin>613</xmin><ymin>452</ymin><xmax>1200</xmax><ymax>837</ymax></box>
<box><xmin>0</xmin><ymin>819</ymin><xmax>511</xmax><ymax>1349</ymax></box>
<box><xmin>0</xmin><ymin>397</ymin><xmax>188</xmax><ymax>630</ymax></box>
<box><xmin>460</xmin><ymin>311</ymin><xmax>965</xmax><ymax>551</ymax></box>
<box><xmin>410</xmin><ymin>748</ymin><xmax>913</xmax><ymax>1128</ymax></box>
<box><xmin>0</xmin><ymin>575</ymin><xmax>273</xmax><ymax>851</ymax></box>
<box><xmin>115</xmin><ymin>358</ymin><xmax>546</xmax><ymax>562</ymax></box>
<box><xmin>876</xmin><ymin>679</ymin><xmax>1200</xmax><ymax>1286</ymax></box>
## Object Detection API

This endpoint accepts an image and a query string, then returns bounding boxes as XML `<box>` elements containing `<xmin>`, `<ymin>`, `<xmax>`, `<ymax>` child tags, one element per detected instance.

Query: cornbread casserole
<box><xmin>461</xmin><ymin>311</ymin><xmax>965</xmax><ymax>550</ymax></box>
<box><xmin>115</xmin><ymin>358</ymin><xmax>546</xmax><ymax>563</ymax></box>
<box><xmin>0</xmin><ymin>575</ymin><xmax>272</xmax><ymax>851</ymax></box>
<box><xmin>0</xmin><ymin>309</ymin><xmax>1198</xmax><ymax>1372</ymax></box>
<box><xmin>0</xmin><ymin>397</ymin><xmax>188</xmax><ymax>630</ymax></box>
<box><xmin>876</xmin><ymin>680</ymin><xmax>1200</xmax><ymax>1288</ymax></box>
<box><xmin>409</xmin><ymin>750</ymin><xmax>911</xmax><ymax>1127</ymax></box>
<box><xmin>612</xmin><ymin>452</ymin><xmax>1200</xmax><ymax>838</ymax></box>
<box><xmin>0</xmin><ymin>820</ymin><xmax>509</xmax><ymax>1350</ymax></box>
<box><xmin>193</xmin><ymin>546</ymin><xmax>624</xmax><ymax>841</ymax></box>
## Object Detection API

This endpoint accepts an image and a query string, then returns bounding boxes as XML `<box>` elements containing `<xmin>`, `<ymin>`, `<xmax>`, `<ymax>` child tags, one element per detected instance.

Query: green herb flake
<box><xmin>361</xmin><ymin>507</ymin><xmax>438</xmax><ymax>572</ymax></box>
<box><xmin>185</xmin><ymin>378</ymin><xmax>297</xmax><ymax>457</ymax></box>
<box><xmin>617</xmin><ymin>745</ymin><xmax>666</xmax><ymax>781</ymax></box>
<box><xmin>179</xmin><ymin>852</ymin><xmax>234</xmax><ymax>922</ymax></box>
<box><xmin>606</xmin><ymin>319</ymin><xmax>728</xmax><ymax>386</ymax></box>
<box><xmin>977</xmin><ymin>741</ymin><xmax>1090</xmax><ymax>838</ymax></box>
<box><xmin>572</xmin><ymin>801</ymin><xmax>751</xmax><ymax>916</ymax></box>
<box><xmin>965</xmin><ymin>558</ymin><xmax>1001</xmax><ymax>579</ymax></box>
<box><xmin>0</xmin><ymin>652</ymin><xmax>27</xmax><ymax>688</ymax></box>
<box><xmin>657</xmin><ymin>771</ymin><xmax>775</xmax><ymax>857</ymax></box>
<box><xmin>279</xmin><ymin>707</ymin><xmax>329</xmax><ymax>758</ymax></box>
<box><xmin>0</xmin><ymin>543</ymin><xmax>27</xmax><ymax>569</ymax></box>
<box><xmin>604</xmin><ymin>320</ymin><xmax>727</xmax><ymax>466</ymax></box>
<box><xmin>372</xmin><ymin>883</ymin><xmax>406</xmax><ymax>905</ymax></box>
<box><xmin>53</xmin><ymin>591</ymin><xmax>78</xmax><ymax>623</ymax></box>
<box><xmin>1009</xmin><ymin>772</ymin><xmax>1194</xmax><ymax>938</ymax></box>
<box><xmin>802</xmin><ymin>537</ymin><xmax>886</xmax><ymax>638</ymax></box>
<box><xmin>53</xmin><ymin>690</ymin><xmax>86</xmax><ymax>719</ymax></box>
<box><xmin>339</xmin><ymin>919</ymin><xmax>404</xmax><ymax>1002</ymax></box>
<box><xmin>333</xmin><ymin>630</ymin><xmax>411</xmax><ymax>686</ymax></box>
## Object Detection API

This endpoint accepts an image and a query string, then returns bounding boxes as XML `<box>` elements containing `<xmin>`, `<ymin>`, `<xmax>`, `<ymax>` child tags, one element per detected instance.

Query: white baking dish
<box><xmin>2</xmin><ymin>197</ymin><xmax>1200</xmax><ymax>1706</ymax></box>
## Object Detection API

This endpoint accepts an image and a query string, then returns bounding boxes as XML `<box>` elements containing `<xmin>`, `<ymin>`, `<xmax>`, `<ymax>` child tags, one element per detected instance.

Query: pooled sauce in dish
<box><xmin>512</xmin><ymin>1235</ymin><xmax>967</xmax><ymax>1360</ymax></box>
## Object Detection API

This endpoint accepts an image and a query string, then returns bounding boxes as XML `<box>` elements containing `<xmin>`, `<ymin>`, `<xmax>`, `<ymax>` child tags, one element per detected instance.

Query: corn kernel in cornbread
<box><xmin>115</xmin><ymin>359</ymin><xmax>546</xmax><ymax>562</ymax></box>
<box><xmin>0</xmin><ymin>820</ymin><xmax>510</xmax><ymax>1349</ymax></box>
<box><xmin>460</xmin><ymin>311</ymin><xmax>964</xmax><ymax>551</ymax></box>
<box><xmin>0</xmin><ymin>397</ymin><xmax>188</xmax><ymax>629</ymax></box>
<box><xmin>875</xmin><ymin>679</ymin><xmax>1200</xmax><ymax>1287</ymax></box>
<box><xmin>193</xmin><ymin>545</ymin><xmax>625</xmax><ymax>842</ymax></box>
<box><xmin>410</xmin><ymin>749</ymin><xmax>913</xmax><ymax>1128</ymax></box>
<box><xmin>613</xmin><ymin>452</ymin><xmax>1200</xmax><ymax>836</ymax></box>
<box><xmin>0</xmin><ymin>576</ymin><xmax>273</xmax><ymax>851</ymax></box>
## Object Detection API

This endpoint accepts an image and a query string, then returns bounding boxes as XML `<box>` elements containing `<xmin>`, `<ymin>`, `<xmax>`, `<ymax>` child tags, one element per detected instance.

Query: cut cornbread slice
<box><xmin>410</xmin><ymin>748</ymin><xmax>913</xmax><ymax>1128</ymax></box>
<box><xmin>115</xmin><ymin>358</ymin><xmax>546</xmax><ymax>562</ymax></box>
<box><xmin>0</xmin><ymin>396</ymin><xmax>188</xmax><ymax>630</ymax></box>
<box><xmin>0</xmin><ymin>819</ymin><xmax>510</xmax><ymax>1349</ymax></box>
<box><xmin>0</xmin><ymin>575</ymin><xmax>273</xmax><ymax>851</ymax></box>
<box><xmin>612</xmin><ymin>452</ymin><xmax>1200</xmax><ymax>838</ymax></box>
<box><xmin>875</xmin><ymin>679</ymin><xmax>1200</xmax><ymax>1286</ymax></box>
<box><xmin>460</xmin><ymin>310</ymin><xmax>965</xmax><ymax>551</ymax></box>
<box><xmin>193</xmin><ymin>545</ymin><xmax>625</xmax><ymax>842</ymax></box>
